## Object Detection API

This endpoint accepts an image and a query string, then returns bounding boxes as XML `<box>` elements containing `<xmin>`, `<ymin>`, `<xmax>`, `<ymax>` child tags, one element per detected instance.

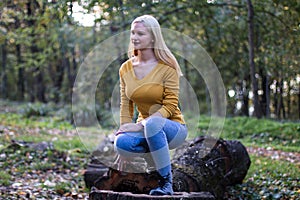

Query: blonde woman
<box><xmin>114</xmin><ymin>15</ymin><xmax>188</xmax><ymax>195</ymax></box>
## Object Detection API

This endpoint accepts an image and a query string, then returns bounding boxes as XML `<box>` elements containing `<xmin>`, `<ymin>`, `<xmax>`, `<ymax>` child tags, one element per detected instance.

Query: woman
<box><xmin>114</xmin><ymin>15</ymin><xmax>188</xmax><ymax>196</ymax></box>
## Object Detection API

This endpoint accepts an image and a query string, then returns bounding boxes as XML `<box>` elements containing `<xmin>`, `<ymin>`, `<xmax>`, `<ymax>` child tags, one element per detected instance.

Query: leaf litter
<box><xmin>0</xmin><ymin>139</ymin><xmax>89</xmax><ymax>200</ymax></box>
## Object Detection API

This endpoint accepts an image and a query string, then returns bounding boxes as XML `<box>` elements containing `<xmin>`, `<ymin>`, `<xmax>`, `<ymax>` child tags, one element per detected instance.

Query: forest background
<box><xmin>0</xmin><ymin>0</ymin><xmax>299</xmax><ymax>123</ymax></box>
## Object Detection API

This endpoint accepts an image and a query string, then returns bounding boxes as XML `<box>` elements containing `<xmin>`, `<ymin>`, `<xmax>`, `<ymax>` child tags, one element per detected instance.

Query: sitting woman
<box><xmin>114</xmin><ymin>15</ymin><xmax>188</xmax><ymax>196</ymax></box>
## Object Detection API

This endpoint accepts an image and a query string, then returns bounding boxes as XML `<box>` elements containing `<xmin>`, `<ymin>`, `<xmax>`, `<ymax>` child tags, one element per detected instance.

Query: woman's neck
<box><xmin>136</xmin><ymin>49</ymin><xmax>157</xmax><ymax>64</ymax></box>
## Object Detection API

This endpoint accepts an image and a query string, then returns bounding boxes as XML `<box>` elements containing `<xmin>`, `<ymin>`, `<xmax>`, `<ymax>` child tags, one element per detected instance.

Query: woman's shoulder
<box><xmin>158</xmin><ymin>61</ymin><xmax>177</xmax><ymax>73</ymax></box>
<box><xmin>119</xmin><ymin>59</ymin><xmax>133</xmax><ymax>73</ymax></box>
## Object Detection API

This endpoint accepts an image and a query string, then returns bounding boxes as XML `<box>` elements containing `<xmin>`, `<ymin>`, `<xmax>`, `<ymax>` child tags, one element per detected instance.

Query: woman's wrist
<box><xmin>137</xmin><ymin>121</ymin><xmax>144</xmax><ymax>128</ymax></box>
<box><xmin>139</xmin><ymin>119</ymin><xmax>147</xmax><ymax>127</ymax></box>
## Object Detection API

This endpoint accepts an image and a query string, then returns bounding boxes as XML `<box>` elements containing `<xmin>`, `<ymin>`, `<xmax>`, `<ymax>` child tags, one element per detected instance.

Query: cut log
<box><xmin>172</xmin><ymin>136</ymin><xmax>251</xmax><ymax>198</ymax></box>
<box><xmin>94</xmin><ymin>168</ymin><xmax>160</xmax><ymax>194</ymax></box>
<box><xmin>89</xmin><ymin>188</ymin><xmax>215</xmax><ymax>200</ymax></box>
<box><xmin>84</xmin><ymin>135</ymin><xmax>251</xmax><ymax>199</ymax></box>
<box><xmin>84</xmin><ymin>163</ymin><xmax>108</xmax><ymax>189</ymax></box>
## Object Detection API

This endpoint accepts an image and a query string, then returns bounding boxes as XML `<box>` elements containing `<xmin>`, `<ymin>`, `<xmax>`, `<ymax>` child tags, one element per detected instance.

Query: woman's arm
<box><xmin>119</xmin><ymin>69</ymin><xmax>134</xmax><ymax>125</ymax></box>
<box><xmin>157</xmin><ymin>68</ymin><xmax>179</xmax><ymax>118</ymax></box>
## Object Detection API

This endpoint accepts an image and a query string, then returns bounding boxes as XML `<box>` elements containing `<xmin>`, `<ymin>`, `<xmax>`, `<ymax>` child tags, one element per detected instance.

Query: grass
<box><xmin>0</xmin><ymin>113</ymin><xmax>73</xmax><ymax>130</ymax></box>
<box><xmin>228</xmin><ymin>155</ymin><xmax>299</xmax><ymax>199</ymax></box>
<box><xmin>0</xmin><ymin>171</ymin><xmax>12</xmax><ymax>186</ymax></box>
<box><xmin>192</xmin><ymin>115</ymin><xmax>300</xmax><ymax>152</ymax></box>
<box><xmin>247</xmin><ymin>155</ymin><xmax>299</xmax><ymax>179</ymax></box>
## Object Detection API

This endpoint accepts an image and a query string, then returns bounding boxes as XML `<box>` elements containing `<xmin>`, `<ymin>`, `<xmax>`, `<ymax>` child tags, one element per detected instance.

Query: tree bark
<box><xmin>180</xmin><ymin>34</ymin><xmax>193</xmax><ymax>112</ymax></box>
<box><xmin>287</xmin><ymin>80</ymin><xmax>291</xmax><ymax>118</ymax></box>
<box><xmin>273</xmin><ymin>80</ymin><xmax>278</xmax><ymax>118</ymax></box>
<box><xmin>27</xmin><ymin>0</ymin><xmax>46</xmax><ymax>102</ymax></box>
<box><xmin>242</xmin><ymin>82</ymin><xmax>249</xmax><ymax>117</ymax></box>
<box><xmin>247</xmin><ymin>0</ymin><xmax>262</xmax><ymax>118</ymax></box>
<box><xmin>35</xmin><ymin>69</ymin><xmax>46</xmax><ymax>102</ymax></box>
<box><xmin>1</xmin><ymin>42</ymin><xmax>7</xmax><ymax>99</ymax></box>
<box><xmin>89</xmin><ymin>189</ymin><xmax>215</xmax><ymax>200</ymax></box>
<box><xmin>87</xmin><ymin>136</ymin><xmax>251</xmax><ymax>200</ymax></box>
<box><xmin>276</xmin><ymin>79</ymin><xmax>285</xmax><ymax>119</ymax></box>
<box><xmin>70</xmin><ymin>46</ymin><xmax>77</xmax><ymax>100</ymax></box>
<box><xmin>16</xmin><ymin>44</ymin><xmax>25</xmax><ymax>101</ymax></box>
<box><xmin>265</xmin><ymin>74</ymin><xmax>270</xmax><ymax>118</ymax></box>
<box><xmin>298</xmin><ymin>84</ymin><xmax>300</xmax><ymax>119</ymax></box>
<box><xmin>51</xmin><ymin>60</ymin><xmax>64</xmax><ymax>103</ymax></box>
<box><xmin>260</xmin><ymin>68</ymin><xmax>267</xmax><ymax>116</ymax></box>
<box><xmin>65</xmin><ymin>53</ymin><xmax>73</xmax><ymax>102</ymax></box>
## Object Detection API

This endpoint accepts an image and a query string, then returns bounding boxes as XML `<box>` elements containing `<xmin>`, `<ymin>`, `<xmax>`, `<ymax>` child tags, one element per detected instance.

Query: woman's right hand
<box><xmin>116</xmin><ymin>123</ymin><xmax>143</xmax><ymax>135</ymax></box>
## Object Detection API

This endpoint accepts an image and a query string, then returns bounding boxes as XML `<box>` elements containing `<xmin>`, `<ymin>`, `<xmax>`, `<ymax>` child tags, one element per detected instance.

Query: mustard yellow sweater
<box><xmin>119</xmin><ymin>59</ymin><xmax>185</xmax><ymax>125</ymax></box>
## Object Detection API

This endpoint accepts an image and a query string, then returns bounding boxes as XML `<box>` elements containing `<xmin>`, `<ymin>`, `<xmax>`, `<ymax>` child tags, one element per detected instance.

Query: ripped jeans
<box><xmin>114</xmin><ymin>116</ymin><xmax>188</xmax><ymax>177</ymax></box>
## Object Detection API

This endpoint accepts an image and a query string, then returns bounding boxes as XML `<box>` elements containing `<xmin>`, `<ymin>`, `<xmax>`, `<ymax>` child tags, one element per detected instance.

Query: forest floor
<box><xmin>0</xmin><ymin>102</ymin><xmax>299</xmax><ymax>199</ymax></box>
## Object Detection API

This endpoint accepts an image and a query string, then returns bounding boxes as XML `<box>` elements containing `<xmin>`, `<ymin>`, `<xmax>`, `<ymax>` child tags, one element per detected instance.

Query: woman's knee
<box><xmin>114</xmin><ymin>133</ymin><xmax>147</xmax><ymax>157</ymax></box>
<box><xmin>144</xmin><ymin>116</ymin><xmax>165</xmax><ymax>137</ymax></box>
<box><xmin>168</xmin><ymin>125</ymin><xmax>188</xmax><ymax>149</ymax></box>
<box><xmin>114</xmin><ymin>134</ymin><xmax>130</xmax><ymax>152</ymax></box>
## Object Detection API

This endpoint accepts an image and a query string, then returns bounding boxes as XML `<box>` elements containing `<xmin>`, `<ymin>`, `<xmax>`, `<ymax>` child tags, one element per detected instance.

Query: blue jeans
<box><xmin>114</xmin><ymin>116</ymin><xmax>188</xmax><ymax>176</ymax></box>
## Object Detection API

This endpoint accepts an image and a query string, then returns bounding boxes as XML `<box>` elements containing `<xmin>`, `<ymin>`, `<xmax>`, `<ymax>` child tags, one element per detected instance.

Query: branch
<box><xmin>255</xmin><ymin>8</ymin><xmax>290</xmax><ymax>30</ymax></box>
<box><xmin>207</xmin><ymin>2</ymin><xmax>245</xmax><ymax>9</ymax></box>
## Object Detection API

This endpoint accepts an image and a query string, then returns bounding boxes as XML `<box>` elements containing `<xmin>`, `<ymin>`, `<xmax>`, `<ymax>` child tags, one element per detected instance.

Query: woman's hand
<box><xmin>116</xmin><ymin>123</ymin><xmax>143</xmax><ymax>135</ymax></box>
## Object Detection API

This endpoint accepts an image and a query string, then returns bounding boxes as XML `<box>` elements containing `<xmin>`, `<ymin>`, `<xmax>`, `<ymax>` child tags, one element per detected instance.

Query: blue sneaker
<box><xmin>149</xmin><ymin>174</ymin><xmax>173</xmax><ymax>195</ymax></box>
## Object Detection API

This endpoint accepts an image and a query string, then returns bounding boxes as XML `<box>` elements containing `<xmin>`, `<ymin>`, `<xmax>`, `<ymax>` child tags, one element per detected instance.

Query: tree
<box><xmin>247</xmin><ymin>0</ymin><xmax>262</xmax><ymax>118</ymax></box>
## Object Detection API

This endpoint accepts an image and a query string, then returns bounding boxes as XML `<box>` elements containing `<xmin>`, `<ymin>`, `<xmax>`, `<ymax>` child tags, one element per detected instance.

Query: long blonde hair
<box><xmin>128</xmin><ymin>15</ymin><xmax>183</xmax><ymax>77</ymax></box>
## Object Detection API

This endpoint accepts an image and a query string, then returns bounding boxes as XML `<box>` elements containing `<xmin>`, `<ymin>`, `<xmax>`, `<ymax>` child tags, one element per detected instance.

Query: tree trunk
<box><xmin>260</xmin><ymin>68</ymin><xmax>267</xmax><ymax>116</ymax></box>
<box><xmin>204</xmin><ymin>28</ymin><xmax>212</xmax><ymax>115</ymax></box>
<box><xmin>71</xmin><ymin>46</ymin><xmax>77</xmax><ymax>99</ymax></box>
<box><xmin>16</xmin><ymin>44</ymin><xmax>25</xmax><ymax>101</ymax></box>
<box><xmin>247</xmin><ymin>0</ymin><xmax>262</xmax><ymax>118</ymax></box>
<box><xmin>286</xmin><ymin>80</ymin><xmax>291</xmax><ymax>118</ymax></box>
<box><xmin>276</xmin><ymin>79</ymin><xmax>285</xmax><ymax>119</ymax></box>
<box><xmin>35</xmin><ymin>69</ymin><xmax>46</xmax><ymax>102</ymax></box>
<box><xmin>65</xmin><ymin>56</ymin><xmax>72</xmax><ymax>102</ymax></box>
<box><xmin>273</xmin><ymin>80</ymin><xmax>278</xmax><ymax>118</ymax></box>
<box><xmin>51</xmin><ymin>60</ymin><xmax>64</xmax><ymax>103</ymax></box>
<box><xmin>182</xmin><ymin>59</ymin><xmax>193</xmax><ymax>111</ymax></box>
<box><xmin>298</xmin><ymin>84</ymin><xmax>300</xmax><ymax>119</ymax></box>
<box><xmin>1</xmin><ymin>42</ymin><xmax>8</xmax><ymax>99</ymax></box>
<box><xmin>242</xmin><ymin>88</ymin><xmax>249</xmax><ymax>116</ymax></box>
<box><xmin>265</xmin><ymin>74</ymin><xmax>270</xmax><ymax>118</ymax></box>
<box><xmin>180</xmin><ymin>34</ymin><xmax>193</xmax><ymax>112</ymax></box>
<box><xmin>204</xmin><ymin>27</ymin><xmax>223</xmax><ymax>116</ymax></box>
<box><xmin>27</xmin><ymin>0</ymin><xmax>46</xmax><ymax>102</ymax></box>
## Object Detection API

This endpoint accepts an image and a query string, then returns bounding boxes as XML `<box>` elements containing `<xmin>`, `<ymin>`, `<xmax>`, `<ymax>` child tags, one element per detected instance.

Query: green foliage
<box><xmin>0</xmin><ymin>113</ymin><xmax>73</xmax><ymax>130</ymax></box>
<box><xmin>1</xmin><ymin>0</ymin><xmax>299</xmax><ymax>119</ymax></box>
<box><xmin>195</xmin><ymin>116</ymin><xmax>300</xmax><ymax>151</ymax></box>
<box><xmin>20</xmin><ymin>102</ymin><xmax>53</xmax><ymax>117</ymax></box>
<box><xmin>0</xmin><ymin>171</ymin><xmax>11</xmax><ymax>186</ymax></box>
<box><xmin>54</xmin><ymin>182</ymin><xmax>73</xmax><ymax>195</ymax></box>
<box><xmin>227</xmin><ymin>155</ymin><xmax>299</xmax><ymax>199</ymax></box>
<box><xmin>72</xmin><ymin>103</ymin><xmax>117</xmax><ymax>128</ymax></box>
<box><xmin>54</xmin><ymin>137</ymin><xmax>86</xmax><ymax>152</ymax></box>
<box><xmin>33</xmin><ymin>162</ymin><xmax>56</xmax><ymax>171</ymax></box>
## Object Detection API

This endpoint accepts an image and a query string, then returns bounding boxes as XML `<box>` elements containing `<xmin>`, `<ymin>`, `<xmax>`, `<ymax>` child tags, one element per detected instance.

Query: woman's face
<box><xmin>130</xmin><ymin>22</ymin><xmax>154</xmax><ymax>50</ymax></box>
